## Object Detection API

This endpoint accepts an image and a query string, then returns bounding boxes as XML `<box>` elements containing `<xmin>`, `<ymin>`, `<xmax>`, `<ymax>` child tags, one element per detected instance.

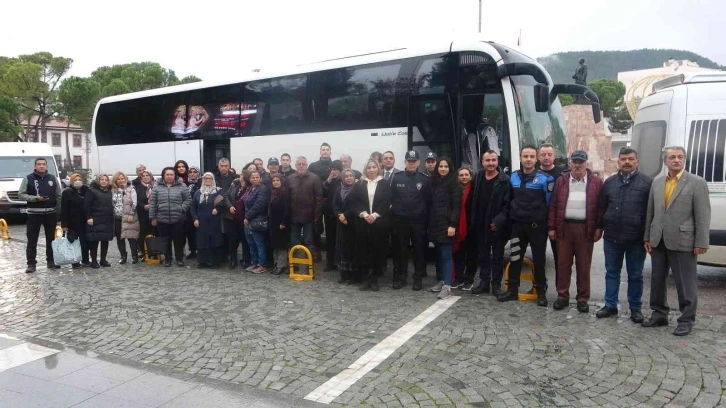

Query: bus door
<box><xmin>202</xmin><ymin>140</ymin><xmax>230</xmax><ymax>174</ymax></box>
<box><xmin>407</xmin><ymin>94</ymin><xmax>456</xmax><ymax>171</ymax></box>
<box><xmin>458</xmin><ymin>92</ymin><xmax>510</xmax><ymax>174</ymax></box>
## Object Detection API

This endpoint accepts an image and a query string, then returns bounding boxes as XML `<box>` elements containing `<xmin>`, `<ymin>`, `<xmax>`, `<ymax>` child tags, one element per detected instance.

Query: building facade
<box><xmin>20</xmin><ymin>118</ymin><xmax>91</xmax><ymax>170</ymax></box>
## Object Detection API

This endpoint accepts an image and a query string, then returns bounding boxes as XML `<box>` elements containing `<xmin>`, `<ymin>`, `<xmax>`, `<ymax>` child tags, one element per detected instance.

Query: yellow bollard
<box><xmin>55</xmin><ymin>226</ymin><xmax>64</xmax><ymax>239</ymax></box>
<box><xmin>144</xmin><ymin>234</ymin><xmax>162</xmax><ymax>264</ymax></box>
<box><xmin>503</xmin><ymin>258</ymin><xmax>538</xmax><ymax>301</ymax></box>
<box><xmin>0</xmin><ymin>218</ymin><xmax>9</xmax><ymax>240</ymax></box>
<box><xmin>288</xmin><ymin>245</ymin><xmax>314</xmax><ymax>281</ymax></box>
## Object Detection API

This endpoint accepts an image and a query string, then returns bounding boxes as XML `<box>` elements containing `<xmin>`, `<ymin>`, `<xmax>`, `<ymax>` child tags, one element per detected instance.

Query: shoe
<box><xmin>131</xmin><ymin>254</ymin><xmax>139</xmax><ymax>264</ymax></box>
<box><xmin>576</xmin><ymin>302</ymin><xmax>589</xmax><ymax>313</ymax></box>
<box><xmin>437</xmin><ymin>285</ymin><xmax>452</xmax><ymax>300</ymax></box>
<box><xmin>450</xmin><ymin>280</ymin><xmax>465</xmax><ymax>289</ymax></box>
<box><xmin>72</xmin><ymin>263</ymin><xmax>81</xmax><ymax>269</ymax></box>
<box><xmin>461</xmin><ymin>282</ymin><xmax>473</xmax><ymax>291</ymax></box>
<box><xmin>252</xmin><ymin>265</ymin><xmax>266</xmax><ymax>274</ymax></box>
<box><xmin>324</xmin><ymin>264</ymin><xmax>336</xmax><ymax>272</ymax></box>
<box><xmin>370</xmin><ymin>278</ymin><xmax>379</xmax><ymax>292</ymax></box>
<box><xmin>100</xmin><ymin>260</ymin><xmax>111</xmax><ymax>267</ymax></box>
<box><xmin>119</xmin><ymin>255</ymin><xmax>127</xmax><ymax>265</ymax></box>
<box><xmin>164</xmin><ymin>260</ymin><xmax>173</xmax><ymax>267</ymax></box>
<box><xmin>673</xmin><ymin>324</ymin><xmax>691</xmax><ymax>336</ymax></box>
<box><xmin>553</xmin><ymin>299</ymin><xmax>569</xmax><ymax>311</ymax></box>
<box><xmin>90</xmin><ymin>262</ymin><xmax>100</xmax><ymax>269</ymax></box>
<box><xmin>245</xmin><ymin>264</ymin><xmax>258</xmax><ymax>272</ymax></box>
<box><xmin>471</xmin><ymin>281</ymin><xmax>490</xmax><ymax>294</ymax></box>
<box><xmin>596</xmin><ymin>306</ymin><xmax>618</xmax><ymax>319</ymax></box>
<box><xmin>642</xmin><ymin>317</ymin><xmax>668</xmax><ymax>328</ymax></box>
<box><xmin>229</xmin><ymin>261</ymin><xmax>238</xmax><ymax>270</ymax></box>
<box><xmin>209</xmin><ymin>264</ymin><xmax>219</xmax><ymax>270</ymax></box>
<box><xmin>491</xmin><ymin>285</ymin><xmax>502</xmax><ymax>297</ymax></box>
<box><xmin>392</xmin><ymin>281</ymin><xmax>404</xmax><ymax>290</ymax></box>
<box><xmin>25</xmin><ymin>264</ymin><xmax>36</xmax><ymax>273</ymax></box>
<box><xmin>81</xmin><ymin>260</ymin><xmax>91</xmax><ymax>267</ymax></box>
<box><xmin>498</xmin><ymin>291</ymin><xmax>518</xmax><ymax>302</ymax></box>
<box><xmin>241</xmin><ymin>262</ymin><xmax>251</xmax><ymax>269</ymax></box>
<box><xmin>630</xmin><ymin>309</ymin><xmax>644</xmax><ymax>323</ymax></box>
<box><xmin>430</xmin><ymin>281</ymin><xmax>444</xmax><ymax>292</ymax></box>
<box><xmin>197</xmin><ymin>263</ymin><xmax>208</xmax><ymax>269</ymax></box>
<box><xmin>275</xmin><ymin>267</ymin><xmax>286</xmax><ymax>275</ymax></box>
<box><xmin>537</xmin><ymin>293</ymin><xmax>548</xmax><ymax>307</ymax></box>
<box><xmin>47</xmin><ymin>262</ymin><xmax>60</xmax><ymax>269</ymax></box>
<box><xmin>359</xmin><ymin>280</ymin><xmax>370</xmax><ymax>291</ymax></box>
<box><xmin>176</xmin><ymin>260</ymin><xmax>184</xmax><ymax>267</ymax></box>
<box><xmin>186</xmin><ymin>252</ymin><xmax>197</xmax><ymax>259</ymax></box>
<box><xmin>412</xmin><ymin>278</ymin><xmax>423</xmax><ymax>291</ymax></box>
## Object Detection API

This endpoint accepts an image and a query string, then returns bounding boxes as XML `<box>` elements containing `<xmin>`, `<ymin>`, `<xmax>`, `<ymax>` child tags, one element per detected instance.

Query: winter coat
<box><xmin>191</xmin><ymin>190</ymin><xmax>225</xmax><ymax>249</ymax></box>
<box><xmin>244</xmin><ymin>184</ymin><xmax>271</xmax><ymax>223</ymax></box>
<box><xmin>351</xmin><ymin>178</ymin><xmax>392</xmax><ymax>266</ymax></box>
<box><xmin>149</xmin><ymin>180</ymin><xmax>191</xmax><ymax>225</ymax></box>
<box><xmin>548</xmin><ymin>170</ymin><xmax>603</xmax><ymax>242</ymax></box>
<box><xmin>308</xmin><ymin>157</ymin><xmax>333</xmax><ymax>182</ymax></box>
<box><xmin>61</xmin><ymin>185</ymin><xmax>88</xmax><ymax>237</ymax></box>
<box><xmin>470</xmin><ymin>171</ymin><xmax>511</xmax><ymax>243</ymax></box>
<box><xmin>268</xmin><ymin>188</ymin><xmax>291</xmax><ymax>250</ymax></box>
<box><xmin>599</xmin><ymin>171</ymin><xmax>653</xmax><ymax>243</ymax></box>
<box><xmin>428</xmin><ymin>175</ymin><xmax>462</xmax><ymax>244</ymax></box>
<box><xmin>115</xmin><ymin>186</ymin><xmax>140</xmax><ymax>239</ymax></box>
<box><xmin>84</xmin><ymin>181</ymin><xmax>114</xmax><ymax>242</ymax></box>
<box><xmin>323</xmin><ymin>179</ymin><xmax>341</xmax><ymax>216</ymax></box>
<box><xmin>223</xmin><ymin>179</ymin><xmax>245</xmax><ymax>221</ymax></box>
<box><xmin>287</xmin><ymin>171</ymin><xmax>323</xmax><ymax>224</ymax></box>
<box><xmin>332</xmin><ymin>183</ymin><xmax>357</xmax><ymax>269</ymax></box>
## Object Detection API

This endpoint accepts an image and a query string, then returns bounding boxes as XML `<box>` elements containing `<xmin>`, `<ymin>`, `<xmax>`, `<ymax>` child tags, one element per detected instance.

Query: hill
<box><xmin>537</xmin><ymin>49</ymin><xmax>724</xmax><ymax>84</ymax></box>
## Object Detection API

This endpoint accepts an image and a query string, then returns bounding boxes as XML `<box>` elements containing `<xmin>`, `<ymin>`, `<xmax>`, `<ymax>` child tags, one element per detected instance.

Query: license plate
<box><xmin>19</xmin><ymin>208</ymin><xmax>27</xmax><ymax>214</ymax></box>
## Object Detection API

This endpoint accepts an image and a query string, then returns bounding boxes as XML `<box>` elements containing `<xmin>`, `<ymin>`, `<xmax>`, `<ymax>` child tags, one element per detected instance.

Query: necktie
<box><xmin>385</xmin><ymin>171</ymin><xmax>391</xmax><ymax>180</ymax></box>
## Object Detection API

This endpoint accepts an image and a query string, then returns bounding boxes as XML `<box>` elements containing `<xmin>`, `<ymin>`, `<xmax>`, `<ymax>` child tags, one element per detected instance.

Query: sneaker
<box><xmin>245</xmin><ymin>264</ymin><xmax>258</xmax><ymax>272</ymax></box>
<box><xmin>176</xmin><ymin>260</ymin><xmax>185</xmax><ymax>267</ymax></box>
<box><xmin>437</xmin><ymin>285</ymin><xmax>452</xmax><ymax>300</ymax></box>
<box><xmin>252</xmin><ymin>265</ymin><xmax>266</xmax><ymax>274</ymax></box>
<box><xmin>450</xmin><ymin>280</ymin><xmax>465</xmax><ymax>289</ymax></box>
<box><xmin>164</xmin><ymin>260</ymin><xmax>173</xmax><ymax>267</ymax></box>
<box><xmin>461</xmin><ymin>282</ymin><xmax>473</xmax><ymax>291</ymax></box>
<box><xmin>430</xmin><ymin>281</ymin><xmax>444</xmax><ymax>292</ymax></box>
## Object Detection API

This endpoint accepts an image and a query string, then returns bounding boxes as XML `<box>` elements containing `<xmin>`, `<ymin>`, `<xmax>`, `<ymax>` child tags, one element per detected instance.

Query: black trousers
<box><xmin>26</xmin><ymin>213</ymin><xmax>57</xmax><ymax>265</ymax></box>
<box><xmin>389</xmin><ymin>224</ymin><xmax>400</xmax><ymax>276</ymax></box>
<box><xmin>456</xmin><ymin>237</ymin><xmax>479</xmax><ymax>284</ymax></box>
<box><xmin>393</xmin><ymin>219</ymin><xmax>426</xmax><ymax>283</ymax></box>
<box><xmin>324</xmin><ymin>215</ymin><xmax>337</xmax><ymax>267</ymax></box>
<box><xmin>114</xmin><ymin>219</ymin><xmax>138</xmax><ymax>257</ymax></box>
<box><xmin>470</xmin><ymin>238</ymin><xmax>505</xmax><ymax>285</ymax></box>
<box><xmin>185</xmin><ymin>214</ymin><xmax>197</xmax><ymax>254</ymax></box>
<box><xmin>226</xmin><ymin>219</ymin><xmax>249</xmax><ymax>264</ymax></box>
<box><xmin>508</xmin><ymin>221</ymin><xmax>548</xmax><ymax>292</ymax></box>
<box><xmin>157</xmin><ymin>222</ymin><xmax>185</xmax><ymax>261</ymax></box>
<box><xmin>89</xmin><ymin>241</ymin><xmax>109</xmax><ymax>262</ymax></box>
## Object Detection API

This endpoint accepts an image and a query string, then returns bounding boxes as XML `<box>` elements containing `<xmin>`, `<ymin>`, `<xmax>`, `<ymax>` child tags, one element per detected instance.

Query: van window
<box><xmin>0</xmin><ymin>157</ymin><xmax>58</xmax><ymax>178</ymax></box>
<box><xmin>631</xmin><ymin>121</ymin><xmax>666</xmax><ymax>177</ymax></box>
<box><xmin>686</xmin><ymin>119</ymin><xmax>726</xmax><ymax>182</ymax></box>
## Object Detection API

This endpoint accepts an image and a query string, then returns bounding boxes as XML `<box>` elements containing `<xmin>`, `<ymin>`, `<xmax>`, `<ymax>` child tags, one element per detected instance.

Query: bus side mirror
<box><xmin>592</xmin><ymin>102</ymin><xmax>602</xmax><ymax>123</ymax></box>
<box><xmin>534</xmin><ymin>83</ymin><xmax>550</xmax><ymax>113</ymax></box>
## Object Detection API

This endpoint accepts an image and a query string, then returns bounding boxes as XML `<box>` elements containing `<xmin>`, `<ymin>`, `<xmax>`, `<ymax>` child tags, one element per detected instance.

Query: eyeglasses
<box><xmin>203</xmin><ymin>177</ymin><xmax>213</xmax><ymax>180</ymax></box>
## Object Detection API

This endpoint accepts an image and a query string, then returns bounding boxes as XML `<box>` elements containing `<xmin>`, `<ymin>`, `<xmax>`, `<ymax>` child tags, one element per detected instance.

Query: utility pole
<box><xmin>478</xmin><ymin>0</ymin><xmax>482</xmax><ymax>33</ymax></box>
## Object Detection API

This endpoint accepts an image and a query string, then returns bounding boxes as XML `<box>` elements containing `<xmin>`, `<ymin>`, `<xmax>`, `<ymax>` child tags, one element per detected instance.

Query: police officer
<box><xmin>391</xmin><ymin>150</ymin><xmax>432</xmax><ymax>290</ymax></box>
<box><xmin>498</xmin><ymin>145</ymin><xmax>554</xmax><ymax>306</ymax></box>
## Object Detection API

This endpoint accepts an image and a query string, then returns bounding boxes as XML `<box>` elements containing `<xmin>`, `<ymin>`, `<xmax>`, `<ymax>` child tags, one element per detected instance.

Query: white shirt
<box><xmin>360</xmin><ymin>176</ymin><xmax>383</xmax><ymax>218</ymax></box>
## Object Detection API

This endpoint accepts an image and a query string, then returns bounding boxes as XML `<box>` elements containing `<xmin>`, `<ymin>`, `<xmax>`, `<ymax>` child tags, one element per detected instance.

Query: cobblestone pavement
<box><xmin>1</xmin><ymin>221</ymin><xmax>726</xmax><ymax>407</ymax></box>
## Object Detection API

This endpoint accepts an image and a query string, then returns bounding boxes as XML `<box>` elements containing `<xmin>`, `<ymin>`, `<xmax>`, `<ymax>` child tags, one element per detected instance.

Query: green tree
<box><xmin>0</xmin><ymin>96</ymin><xmax>21</xmax><ymax>142</ymax></box>
<box><xmin>608</xmin><ymin>102</ymin><xmax>633</xmax><ymax>134</ymax></box>
<box><xmin>90</xmin><ymin>62</ymin><xmax>201</xmax><ymax>97</ymax></box>
<box><xmin>587</xmin><ymin>78</ymin><xmax>626</xmax><ymax>117</ymax></box>
<box><xmin>58</xmin><ymin>77</ymin><xmax>101</xmax><ymax>168</ymax></box>
<box><xmin>558</xmin><ymin>94</ymin><xmax>573</xmax><ymax>107</ymax></box>
<box><xmin>179</xmin><ymin>75</ymin><xmax>202</xmax><ymax>84</ymax></box>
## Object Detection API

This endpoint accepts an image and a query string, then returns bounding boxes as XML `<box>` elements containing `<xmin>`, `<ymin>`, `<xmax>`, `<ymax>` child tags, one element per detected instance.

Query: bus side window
<box><xmin>245</xmin><ymin>75</ymin><xmax>310</xmax><ymax>136</ymax></box>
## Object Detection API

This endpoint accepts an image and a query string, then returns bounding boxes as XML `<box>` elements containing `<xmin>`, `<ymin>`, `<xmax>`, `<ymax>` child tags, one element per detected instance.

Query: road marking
<box><xmin>0</xmin><ymin>342</ymin><xmax>59</xmax><ymax>371</ymax></box>
<box><xmin>304</xmin><ymin>296</ymin><xmax>460</xmax><ymax>404</ymax></box>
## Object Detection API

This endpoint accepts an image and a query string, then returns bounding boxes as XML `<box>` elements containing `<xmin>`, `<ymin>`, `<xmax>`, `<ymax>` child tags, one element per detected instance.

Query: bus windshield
<box><xmin>0</xmin><ymin>157</ymin><xmax>58</xmax><ymax>179</ymax></box>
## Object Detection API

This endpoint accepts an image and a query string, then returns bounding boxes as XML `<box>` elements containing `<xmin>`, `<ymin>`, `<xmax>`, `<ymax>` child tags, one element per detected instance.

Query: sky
<box><xmin>0</xmin><ymin>0</ymin><xmax>722</xmax><ymax>82</ymax></box>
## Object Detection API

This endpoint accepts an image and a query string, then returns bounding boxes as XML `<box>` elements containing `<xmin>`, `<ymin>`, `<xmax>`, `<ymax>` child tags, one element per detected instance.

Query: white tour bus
<box><xmin>91</xmin><ymin>39</ymin><xmax>600</xmax><ymax>182</ymax></box>
<box><xmin>0</xmin><ymin>142</ymin><xmax>61</xmax><ymax>216</ymax></box>
<box><xmin>631</xmin><ymin>71</ymin><xmax>726</xmax><ymax>266</ymax></box>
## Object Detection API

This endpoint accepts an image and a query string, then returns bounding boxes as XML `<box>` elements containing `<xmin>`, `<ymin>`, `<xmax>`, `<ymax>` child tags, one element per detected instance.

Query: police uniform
<box><xmin>390</xmin><ymin>150</ymin><xmax>432</xmax><ymax>290</ymax></box>
<box><xmin>500</xmin><ymin>169</ymin><xmax>554</xmax><ymax>304</ymax></box>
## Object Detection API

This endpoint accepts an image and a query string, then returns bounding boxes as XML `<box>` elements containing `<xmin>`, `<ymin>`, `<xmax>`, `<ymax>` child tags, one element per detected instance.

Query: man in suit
<box><xmin>643</xmin><ymin>146</ymin><xmax>710</xmax><ymax>336</ymax></box>
<box><xmin>381</xmin><ymin>151</ymin><xmax>402</xmax><ymax>183</ymax></box>
<box><xmin>381</xmin><ymin>150</ymin><xmax>402</xmax><ymax>278</ymax></box>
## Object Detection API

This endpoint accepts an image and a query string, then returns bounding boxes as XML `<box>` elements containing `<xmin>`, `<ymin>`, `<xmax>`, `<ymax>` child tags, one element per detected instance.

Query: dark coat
<box><xmin>191</xmin><ymin>190</ymin><xmax>225</xmax><ymax>249</ymax></box>
<box><xmin>224</xmin><ymin>179</ymin><xmax>246</xmax><ymax>221</ymax></box>
<box><xmin>134</xmin><ymin>183</ymin><xmax>152</xmax><ymax>239</ymax></box>
<box><xmin>268</xmin><ymin>187</ymin><xmax>291</xmax><ymax>250</ymax></box>
<box><xmin>548</xmin><ymin>170</ymin><xmax>603</xmax><ymax>242</ymax></box>
<box><xmin>244</xmin><ymin>184</ymin><xmax>271</xmax><ymax>222</ymax></box>
<box><xmin>287</xmin><ymin>171</ymin><xmax>323</xmax><ymax>223</ymax></box>
<box><xmin>84</xmin><ymin>181</ymin><xmax>114</xmax><ymax>242</ymax></box>
<box><xmin>323</xmin><ymin>179</ymin><xmax>341</xmax><ymax>216</ymax></box>
<box><xmin>470</xmin><ymin>171</ymin><xmax>511</xmax><ymax>242</ymax></box>
<box><xmin>599</xmin><ymin>171</ymin><xmax>653</xmax><ymax>243</ymax></box>
<box><xmin>428</xmin><ymin>175</ymin><xmax>462</xmax><ymax>244</ymax></box>
<box><xmin>61</xmin><ymin>186</ymin><xmax>88</xmax><ymax>237</ymax></box>
<box><xmin>351</xmin><ymin>178</ymin><xmax>392</xmax><ymax>267</ymax></box>
<box><xmin>332</xmin><ymin>183</ymin><xmax>357</xmax><ymax>268</ymax></box>
<box><xmin>308</xmin><ymin>157</ymin><xmax>333</xmax><ymax>182</ymax></box>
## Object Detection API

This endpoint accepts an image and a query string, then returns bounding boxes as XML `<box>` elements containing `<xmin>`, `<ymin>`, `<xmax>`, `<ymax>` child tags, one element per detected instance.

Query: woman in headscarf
<box><xmin>351</xmin><ymin>159</ymin><xmax>391</xmax><ymax>291</ymax></box>
<box><xmin>185</xmin><ymin>165</ymin><xmax>201</xmax><ymax>259</ymax></box>
<box><xmin>268</xmin><ymin>173</ymin><xmax>290</xmax><ymax>275</ymax></box>
<box><xmin>191</xmin><ymin>172</ymin><xmax>226</xmax><ymax>268</ymax></box>
<box><xmin>134</xmin><ymin>170</ymin><xmax>154</xmax><ymax>260</ymax></box>
<box><xmin>61</xmin><ymin>173</ymin><xmax>90</xmax><ymax>268</ymax></box>
<box><xmin>332</xmin><ymin>169</ymin><xmax>358</xmax><ymax>284</ymax></box>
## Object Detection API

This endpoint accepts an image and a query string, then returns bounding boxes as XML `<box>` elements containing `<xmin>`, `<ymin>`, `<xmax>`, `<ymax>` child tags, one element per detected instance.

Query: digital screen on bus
<box><xmin>170</xmin><ymin>103</ymin><xmax>260</xmax><ymax>139</ymax></box>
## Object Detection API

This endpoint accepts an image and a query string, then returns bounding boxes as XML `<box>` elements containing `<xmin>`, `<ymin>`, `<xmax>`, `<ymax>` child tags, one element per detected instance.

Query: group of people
<box><xmin>20</xmin><ymin>142</ymin><xmax>710</xmax><ymax>335</ymax></box>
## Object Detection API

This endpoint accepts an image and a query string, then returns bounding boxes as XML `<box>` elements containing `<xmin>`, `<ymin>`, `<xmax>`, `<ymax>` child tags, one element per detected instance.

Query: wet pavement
<box><xmin>1</xmin><ymin>219</ymin><xmax>726</xmax><ymax>407</ymax></box>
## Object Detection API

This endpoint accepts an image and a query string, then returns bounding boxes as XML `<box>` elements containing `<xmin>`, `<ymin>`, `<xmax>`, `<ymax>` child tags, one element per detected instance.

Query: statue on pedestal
<box><xmin>572</xmin><ymin>58</ymin><xmax>588</xmax><ymax>103</ymax></box>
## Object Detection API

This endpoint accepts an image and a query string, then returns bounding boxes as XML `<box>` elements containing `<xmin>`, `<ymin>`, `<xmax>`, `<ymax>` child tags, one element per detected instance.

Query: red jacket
<box><xmin>548</xmin><ymin>170</ymin><xmax>603</xmax><ymax>241</ymax></box>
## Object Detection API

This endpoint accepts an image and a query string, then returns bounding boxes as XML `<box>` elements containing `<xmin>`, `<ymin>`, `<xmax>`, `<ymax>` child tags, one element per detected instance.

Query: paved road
<box><xmin>1</xmin><ymin>219</ymin><xmax>726</xmax><ymax>407</ymax></box>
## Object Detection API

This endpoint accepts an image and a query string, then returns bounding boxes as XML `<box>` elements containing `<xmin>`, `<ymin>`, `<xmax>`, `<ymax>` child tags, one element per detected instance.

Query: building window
<box><xmin>41</xmin><ymin>133</ymin><xmax>47</xmax><ymax>143</ymax></box>
<box><xmin>54</xmin><ymin>155</ymin><xmax>61</xmax><ymax>165</ymax></box>
<box><xmin>28</xmin><ymin>131</ymin><xmax>37</xmax><ymax>142</ymax></box>
<box><xmin>73</xmin><ymin>156</ymin><xmax>83</xmax><ymax>169</ymax></box>
<box><xmin>73</xmin><ymin>134</ymin><xmax>82</xmax><ymax>148</ymax></box>
<box><xmin>51</xmin><ymin>133</ymin><xmax>61</xmax><ymax>147</ymax></box>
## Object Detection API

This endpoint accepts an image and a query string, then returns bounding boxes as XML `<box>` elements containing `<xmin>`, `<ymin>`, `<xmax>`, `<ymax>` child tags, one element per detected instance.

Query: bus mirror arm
<box><xmin>496</xmin><ymin>63</ymin><xmax>548</xmax><ymax>85</ymax></box>
<box><xmin>549</xmin><ymin>84</ymin><xmax>602</xmax><ymax>124</ymax></box>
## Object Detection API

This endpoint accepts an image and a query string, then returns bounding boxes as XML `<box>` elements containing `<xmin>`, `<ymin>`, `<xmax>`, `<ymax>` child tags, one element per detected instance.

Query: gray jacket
<box><xmin>644</xmin><ymin>171</ymin><xmax>711</xmax><ymax>251</ymax></box>
<box><xmin>149</xmin><ymin>180</ymin><xmax>191</xmax><ymax>225</ymax></box>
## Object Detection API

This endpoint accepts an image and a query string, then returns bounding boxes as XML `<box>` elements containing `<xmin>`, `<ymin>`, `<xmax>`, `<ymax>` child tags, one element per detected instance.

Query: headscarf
<box><xmin>188</xmin><ymin>166</ymin><xmax>200</xmax><ymax>184</ymax></box>
<box><xmin>270</xmin><ymin>173</ymin><xmax>286</xmax><ymax>200</ymax></box>
<box><xmin>198</xmin><ymin>172</ymin><xmax>220</xmax><ymax>203</ymax></box>
<box><xmin>362</xmin><ymin>159</ymin><xmax>383</xmax><ymax>182</ymax></box>
<box><xmin>339</xmin><ymin>169</ymin><xmax>356</xmax><ymax>200</ymax></box>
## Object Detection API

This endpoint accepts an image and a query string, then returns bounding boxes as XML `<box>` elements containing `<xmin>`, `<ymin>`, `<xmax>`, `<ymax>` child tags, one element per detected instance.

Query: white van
<box><xmin>630</xmin><ymin>71</ymin><xmax>726</xmax><ymax>266</ymax></box>
<box><xmin>0</xmin><ymin>143</ymin><xmax>61</xmax><ymax>216</ymax></box>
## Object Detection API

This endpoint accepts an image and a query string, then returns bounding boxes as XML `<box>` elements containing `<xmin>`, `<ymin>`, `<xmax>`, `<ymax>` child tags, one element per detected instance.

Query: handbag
<box><xmin>249</xmin><ymin>216</ymin><xmax>269</xmax><ymax>232</ymax></box>
<box><xmin>145</xmin><ymin>235</ymin><xmax>169</xmax><ymax>255</ymax></box>
<box><xmin>51</xmin><ymin>233</ymin><xmax>82</xmax><ymax>265</ymax></box>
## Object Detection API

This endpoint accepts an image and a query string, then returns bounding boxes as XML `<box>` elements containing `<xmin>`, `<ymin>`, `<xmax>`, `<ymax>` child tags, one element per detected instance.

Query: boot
<box><xmin>119</xmin><ymin>254</ymin><xmax>127</xmax><ymax>265</ymax></box>
<box><xmin>131</xmin><ymin>253</ymin><xmax>139</xmax><ymax>264</ymax></box>
<box><xmin>370</xmin><ymin>275</ymin><xmax>379</xmax><ymax>292</ymax></box>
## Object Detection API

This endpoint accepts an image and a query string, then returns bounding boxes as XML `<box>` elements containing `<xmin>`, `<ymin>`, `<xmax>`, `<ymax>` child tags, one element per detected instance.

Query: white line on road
<box><xmin>304</xmin><ymin>296</ymin><xmax>460</xmax><ymax>404</ymax></box>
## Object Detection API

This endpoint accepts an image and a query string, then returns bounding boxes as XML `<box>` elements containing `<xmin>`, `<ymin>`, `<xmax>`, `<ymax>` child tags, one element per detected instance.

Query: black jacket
<box><xmin>61</xmin><ymin>186</ymin><xmax>88</xmax><ymax>235</ymax></box>
<box><xmin>84</xmin><ymin>181</ymin><xmax>114</xmax><ymax>242</ymax></box>
<box><xmin>244</xmin><ymin>184</ymin><xmax>271</xmax><ymax>222</ymax></box>
<box><xmin>390</xmin><ymin>170</ymin><xmax>432</xmax><ymax>224</ymax></box>
<box><xmin>268</xmin><ymin>188</ymin><xmax>291</xmax><ymax>249</ymax></box>
<box><xmin>599</xmin><ymin>171</ymin><xmax>653</xmax><ymax>244</ymax></box>
<box><xmin>308</xmin><ymin>157</ymin><xmax>333</xmax><ymax>182</ymax></box>
<box><xmin>134</xmin><ymin>183</ymin><xmax>151</xmax><ymax>222</ymax></box>
<box><xmin>351</xmin><ymin>178</ymin><xmax>392</xmax><ymax>234</ymax></box>
<box><xmin>427</xmin><ymin>175</ymin><xmax>462</xmax><ymax>244</ymax></box>
<box><xmin>323</xmin><ymin>179</ymin><xmax>341</xmax><ymax>216</ymax></box>
<box><xmin>471</xmin><ymin>171</ymin><xmax>511</xmax><ymax>242</ymax></box>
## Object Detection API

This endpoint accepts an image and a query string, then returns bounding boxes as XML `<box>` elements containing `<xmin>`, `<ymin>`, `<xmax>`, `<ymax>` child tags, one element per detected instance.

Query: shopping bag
<box><xmin>145</xmin><ymin>236</ymin><xmax>169</xmax><ymax>255</ymax></box>
<box><xmin>51</xmin><ymin>234</ymin><xmax>82</xmax><ymax>266</ymax></box>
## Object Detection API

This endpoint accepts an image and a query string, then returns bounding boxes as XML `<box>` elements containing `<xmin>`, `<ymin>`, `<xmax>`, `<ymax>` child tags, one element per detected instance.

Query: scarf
<box><xmin>188</xmin><ymin>166</ymin><xmax>200</xmax><ymax>184</ymax></box>
<box><xmin>198</xmin><ymin>172</ymin><xmax>219</xmax><ymax>203</ymax></box>
<box><xmin>454</xmin><ymin>183</ymin><xmax>471</xmax><ymax>251</ymax></box>
<box><xmin>339</xmin><ymin>170</ymin><xmax>355</xmax><ymax>200</ymax></box>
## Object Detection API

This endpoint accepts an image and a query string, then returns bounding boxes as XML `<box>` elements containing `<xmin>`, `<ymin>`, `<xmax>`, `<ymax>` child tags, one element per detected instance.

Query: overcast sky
<box><xmin>1</xmin><ymin>0</ymin><xmax>722</xmax><ymax>82</ymax></box>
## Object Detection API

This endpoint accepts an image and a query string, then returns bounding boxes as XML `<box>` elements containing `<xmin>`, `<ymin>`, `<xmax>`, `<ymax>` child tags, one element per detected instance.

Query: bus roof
<box><xmin>95</xmin><ymin>39</ymin><xmax>524</xmax><ymax>105</ymax></box>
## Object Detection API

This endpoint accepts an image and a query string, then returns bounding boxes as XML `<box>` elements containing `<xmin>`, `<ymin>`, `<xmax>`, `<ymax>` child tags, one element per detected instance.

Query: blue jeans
<box><xmin>603</xmin><ymin>239</ymin><xmax>646</xmax><ymax>310</ymax></box>
<box><xmin>435</xmin><ymin>243</ymin><xmax>453</xmax><ymax>285</ymax></box>
<box><xmin>245</xmin><ymin>228</ymin><xmax>267</xmax><ymax>266</ymax></box>
<box><xmin>290</xmin><ymin>223</ymin><xmax>313</xmax><ymax>249</ymax></box>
